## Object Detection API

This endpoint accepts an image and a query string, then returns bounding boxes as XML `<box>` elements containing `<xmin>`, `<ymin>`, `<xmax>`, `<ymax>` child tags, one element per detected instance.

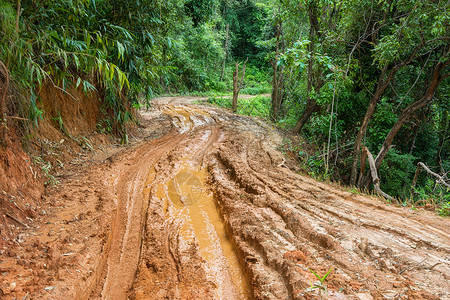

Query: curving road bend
<box><xmin>17</xmin><ymin>97</ymin><xmax>448</xmax><ymax>300</ymax></box>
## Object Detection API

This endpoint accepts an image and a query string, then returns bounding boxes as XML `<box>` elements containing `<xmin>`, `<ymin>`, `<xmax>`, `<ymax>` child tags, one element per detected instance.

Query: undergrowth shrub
<box><xmin>207</xmin><ymin>95</ymin><xmax>271</xmax><ymax>120</ymax></box>
<box><xmin>412</xmin><ymin>178</ymin><xmax>450</xmax><ymax>216</ymax></box>
<box><xmin>377</xmin><ymin>151</ymin><xmax>416</xmax><ymax>199</ymax></box>
<box><xmin>237</xmin><ymin>95</ymin><xmax>271</xmax><ymax>119</ymax></box>
<box><xmin>207</xmin><ymin>96</ymin><xmax>232</xmax><ymax>108</ymax></box>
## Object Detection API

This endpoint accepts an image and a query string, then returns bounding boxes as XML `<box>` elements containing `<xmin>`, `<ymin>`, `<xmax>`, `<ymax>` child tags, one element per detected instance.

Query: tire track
<box><xmin>207</xmin><ymin>117</ymin><xmax>450</xmax><ymax>299</ymax></box>
<box><xmin>41</xmin><ymin>98</ymin><xmax>449</xmax><ymax>300</ymax></box>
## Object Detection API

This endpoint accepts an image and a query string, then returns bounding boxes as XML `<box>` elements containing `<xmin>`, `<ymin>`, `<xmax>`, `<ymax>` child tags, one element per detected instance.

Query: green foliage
<box><xmin>411</xmin><ymin>177</ymin><xmax>450</xmax><ymax>215</ymax></box>
<box><xmin>207</xmin><ymin>95</ymin><xmax>271</xmax><ymax>119</ymax></box>
<box><xmin>224</xmin><ymin>0</ymin><xmax>268</xmax><ymax>62</ymax></box>
<box><xmin>185</xmin><ymin>0</ymin><xmax>218</xmax><ymax>26</ymax></box>
<box><xmin>238</xmin><ymin>95</ymin><xmax>271</xmax><ymax>118</ymax></box>
<box><xmin>1</xmin><ymin>0</ymin><xmax>136</xmax><ymax>141</ymax></box>
<box><xmin>266</xmin><ymin>0</ymin><xmax>450</xmax><ymax>213</ymax></box>
<box><xmin>373</xmin><ymin>0</ymin><xmax>449</xmax><ymax>68</ymax></box>
<box><xmin>1</xmin><ymin>0</ymin><xmax>234</xmax><ymax>141</ymax></box>
<box><xmin>1</xmin><ymin>0</ymin><xmax>448</xmax><ymax>214</ymax></box>
<box><xmin>306</xmin><ymin>154</ymin><xmax>328</xmax><ymax>180</ymax></box>
<box><xmin>28</xmin><ymin>91</ymin><xmax>43</xmax><ymax>127</ymax></box>
<box><xmin>306</xmin><ymin>268</ymin><xmax>332</xmax><ymax>296</ymax></box>
<box><xmin>207</xmin><ymin>96</ymin><xmax>232</xmax><ymax>109</ymax></box>
<box><xmin>33</xmin><ymin>156</ymin><xmax>60</xmax><ymax>186</ymax></box>
<box><xmin>240</xmin><ymin>65</ymin><xmax>271</xmax><ymax>95</ymax></box>
<box><xmin>173</xmin><ymin>23</ymin><xmax>225</xmax><ymax>92</ymax></box>
<box><xmin>366</xmin><ymin>98</ymin><xmax>398</xmax><ymax>149</ymax></box>
<box><xmin>377</xmin><ymin>150</ymin><xmax>416</xmax><ymax>198</ymax></box>
<box><xmin>438</xmin><ymin>202</ymin><xmax>450</xmax><ymax>217</ymax></box>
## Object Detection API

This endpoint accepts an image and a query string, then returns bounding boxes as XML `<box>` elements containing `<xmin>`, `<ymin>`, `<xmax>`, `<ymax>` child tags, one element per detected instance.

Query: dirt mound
<box><xmin>32</xmin><ymin>83</ymin><xmax>113</xmax><ymax>163</ymax></box>
<box><xmin>0</xmin><ymin>82</ymin><xmax>116</xmax><ymax>296</ymax></box>
<box><xmin>0</xmin><ymin>97</ymin><xmax>448</xmax><ymax>299</ymax></box>
<box><xmin>0</xmin><ymin>129</ymin><xmax>43</xmax><ymax>243</ymax></box>
<box><xmin>208</xmin><ymin>125</ymin><xmax>449</xmax><ymax>299</ymax></box>
<box><xmin>0</xmin><ymin>81</ymin><xmax>111</xmax><ymax>237</ymax></box>
<box><xmin>37</xmin><ymin>82</ymin><xmax>100</xmax><ymax>136</ymax></box>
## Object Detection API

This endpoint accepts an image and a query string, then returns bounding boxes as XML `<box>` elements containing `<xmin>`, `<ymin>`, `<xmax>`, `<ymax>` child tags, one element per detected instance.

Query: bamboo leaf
<box><xmin>84</xmin><ymin>30</ymin><xmax>91</xmax><ymax>49</ymax></box>
<box><xmin>109</xmin><ymin>63</ymin><xmax>115</xmax><ymax>80</ymax></box>
<box><xmin>73</xmin><ymin>54</ymin><xmax>80</xmax><ymax>69</ymax></box>
<box><xmin>117</xmin><ymin>41</ymin><xmax>124</xmax><ymax>61</ymax></box>
<box><xmin>63</xmin><ymin>51</ymin><xmax>68</xmax><ymax>69</ymax></box>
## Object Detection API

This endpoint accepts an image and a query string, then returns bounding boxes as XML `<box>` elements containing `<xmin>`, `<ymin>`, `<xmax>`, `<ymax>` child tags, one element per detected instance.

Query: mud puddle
<box><xmin>152</xmin><ymin>105</ymin><xmax>248</xmax><ymax>298</ymax></box>
<box><xmin>155</xmin><ymin>160</ymin><xmax>248</xmax><ymax>299</ymax></box>
<box><xmin>162</xmin><ymin>106</ymin><xmax>211</xmax><ymax>133</ymax></box>
<box><xmin>3</xmin><ymin>98</ymin><xmax>449</xmax><ymax>300</ymax></box>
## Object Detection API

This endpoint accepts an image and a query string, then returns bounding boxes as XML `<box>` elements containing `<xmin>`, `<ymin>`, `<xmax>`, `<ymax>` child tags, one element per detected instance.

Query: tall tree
<box><xmin>271</xmin><ymin>19</ymin><xmax>285</xmax><ymax>120</ymax></box>
<box><xmin>232</xmin><ymin>58</ymin><xmax>248</xmax><ymax>112</ymax></box>
<box><xmin>352</xmin><ymin>0</ymin><xmax>450</xmax><ymax>187</ymax></box>
<box><xmin>363</xmin><ymin>51</ymin><xmax>450</xmax><ymax>187</ymax></box>
<box><xmin>292</xmin><ymin>0</ymin><xmax>324</xmax><ymax>134</ymax></box>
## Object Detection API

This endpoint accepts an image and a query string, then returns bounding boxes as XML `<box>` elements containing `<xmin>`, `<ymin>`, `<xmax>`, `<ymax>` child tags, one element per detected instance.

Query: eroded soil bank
<box><xmin>0</xmin><ymin>97</ymin><xmax>449</xmax><ymax>299</ymax></box>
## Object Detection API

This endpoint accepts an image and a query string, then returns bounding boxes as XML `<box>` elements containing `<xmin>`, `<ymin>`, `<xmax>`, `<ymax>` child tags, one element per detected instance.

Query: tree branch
<box><xmin>411</xmin><ymin>162</ymin><xmax>450</xmax><ymax>190</ymax></box>
<box><xmin>6</xmin><ymin>116</ymin><xmax>29</xmax><ymax>121</ymax></box>
<box><xmin>441</xmin><ymin>73</ymin><xmax>450</xmax><ymax>82</ymax></box>
<box><xmin>364</xmin><ymin>147</ymin><xmax>396</xmax><ymax>203</ymax></box>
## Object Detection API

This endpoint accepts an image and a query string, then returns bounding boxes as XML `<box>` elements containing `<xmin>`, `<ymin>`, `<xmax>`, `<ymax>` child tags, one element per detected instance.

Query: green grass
<box><xmin>306</xmin><ymin>268</ymin><xmax>333</xmax><ymax>296</ymax></box>
<box><xmin>206</xmin><ymin>95</ymin><xmax>271</xmax><ymax>120</ymax></box>
<box><xmin>206</xmin><ymin>96</ymin><xmax>232</xmax><ymax>108</ymax></box>
<box><xmin>240</xmin><ymin>84</ymin><xmax>271</xmax><ymax>95</ymax></box>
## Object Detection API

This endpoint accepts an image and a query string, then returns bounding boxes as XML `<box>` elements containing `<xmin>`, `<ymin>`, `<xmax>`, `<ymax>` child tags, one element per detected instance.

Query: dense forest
<box><xmin>0</xmin><ymin>0</ymin><xmax>449</xmax><ymax>211</ymax></box>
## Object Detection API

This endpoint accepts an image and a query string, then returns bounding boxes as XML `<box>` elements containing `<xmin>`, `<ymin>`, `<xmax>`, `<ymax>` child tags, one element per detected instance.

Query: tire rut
<box><xmin>207</xmin><ymin>116</ymin><xmax>449</xmax><ymax>299</ymax></box>
<box><xmin>18</xmin><ymin>98</ymin><xmax>448</xmax><ymax>300</ymax></box>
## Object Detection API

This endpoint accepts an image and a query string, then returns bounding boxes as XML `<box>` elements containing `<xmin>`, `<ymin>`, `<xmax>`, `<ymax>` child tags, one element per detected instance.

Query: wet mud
<box><xmin>1</xmin><ymin>96</ymin><xmax>449</xmax><ymax>300</ymax></box>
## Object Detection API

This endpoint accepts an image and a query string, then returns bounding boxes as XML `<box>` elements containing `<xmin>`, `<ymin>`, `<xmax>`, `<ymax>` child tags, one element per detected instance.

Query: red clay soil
<box><xmin>0</xmin><ymin>82</ymin><xmax>110</xmax><ymax>247</ymax></box>
<box><xmin>0</xmin><ymin>96</ymin><xmax>449</xmax><ymax>299</ymax></box>
<box><xmin>0</xmin><ymin>129</ymin><xmax>44</xmax><ymax>243</ymax></box>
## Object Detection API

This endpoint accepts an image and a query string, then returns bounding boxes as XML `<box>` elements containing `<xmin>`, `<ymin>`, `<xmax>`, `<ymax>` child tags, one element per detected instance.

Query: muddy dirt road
<box><xmin>1</xmin><ymin>97</ymin><xmax>449</xmax><ymax>299</ymax></box>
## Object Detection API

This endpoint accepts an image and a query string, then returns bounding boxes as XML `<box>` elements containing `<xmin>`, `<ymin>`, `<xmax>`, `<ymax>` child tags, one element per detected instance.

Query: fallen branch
<box><xmin>277</xmin><ymin>157</ymin><xmax>286</xmax><ymax>168</ymax></box>
<box><xmin>6</xmin><ymin>116</ymin><xmax>29</xmax><ymax>121</ymax></box>
<box><xmin>364</xmin><ymin>147</ymin><xmax>396</xmax><ymax>203</ymax></box>
<box><xmin>5</xmin><ymin>212</ymin><xmax>29</xmax><ymax>228</ymax></box>
<box><xmin>411</xmin><ymin>162</ymin><xmax>450</xmax><ymax>190</ymax></box>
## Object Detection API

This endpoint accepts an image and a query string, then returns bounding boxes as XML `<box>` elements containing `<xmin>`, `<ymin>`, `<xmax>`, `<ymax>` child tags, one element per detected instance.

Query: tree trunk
<box><xmin>271</xmin><ymin>21</ymin><xmax>284</xmax><ymax>120</ymax></box>
<box><xmin>220</xmin><ymin>24</ymin><xmax>229</xmax><ymax>82</ymax></box>
<box><xmin>292</xmin><ymin>2</ymin><xmax>323</xmax><ymax>134</ymax></box>
<box><xmin>364</xmin><ymin>147</ymin><xmax>395</xmax><ymax>202</ymax></box>
<box><xmin>292</xmin><ymin>98</ymin><xmax>320</xmax><ymax>134</ymax></box>
<box><xmin>349</xmin><ymin>42</ymin><xmax>427</xmax><ymax>186</ymax></box>
<box><xmin>292</xmin><ymin>39</ymin><xmax>315</xmax><ymax>134</ymax></box>
<box><xmin>232</xmin><ymin>63</ymin><xmax>239</xmax><ymax>112</ymax></box>
<box><xmin>232</xmin><ymin>58</ymin><xmax>247</xmax><ymax>113</ymax></box>
<box><xmin>374</xmin><ymin>60</ymin><xmax>447</xmax><ymax>168</ymax></box>
<box><xmin>271</xmin><ymin>58</ymin><xmax>278</xmax><ymax>118</ymax></box>
<box><xmin>349</xmin><ymin>67</ymin><xmax>391</xmax><ymax>186</ymax></box>
<box><xmin>0</xmin><ymin>60</ymin><xmax>9</xmax><ymax>143</ymax></box>
<box><xmin>362</xmin><ymin>58</ymin><xmax>449</xmax><ymax>188</ymax></box>
<box><xmin>357</xmin><ymin>145</ymin><xmax>367</xmax><ymax>187</ymax></box>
